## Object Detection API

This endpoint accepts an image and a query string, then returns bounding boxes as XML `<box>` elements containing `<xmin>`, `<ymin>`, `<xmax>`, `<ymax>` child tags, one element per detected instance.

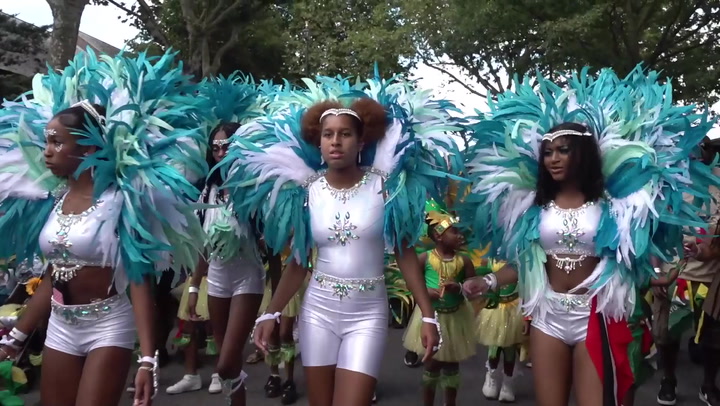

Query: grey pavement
<box><xmin>21</xmin><ymin>328</ymin><xmax>707</xmax><ymax>405</ymax></box>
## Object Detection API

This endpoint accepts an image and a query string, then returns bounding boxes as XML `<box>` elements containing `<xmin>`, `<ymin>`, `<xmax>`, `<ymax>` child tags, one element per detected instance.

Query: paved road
<box><xmin>21</xmin><ymin>328</ymin><xmax>706</xmax><ymax>405</ymax></box>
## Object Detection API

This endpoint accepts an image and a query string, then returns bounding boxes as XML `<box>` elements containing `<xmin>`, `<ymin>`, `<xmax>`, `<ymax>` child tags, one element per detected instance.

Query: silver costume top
<box><xmin>539</xmin><ymin>201</ymin><xmax>602</xmax><ymax>273</ymax></box>
<box><xmin>39</xmin><ymin>188</ymin><xmax>126</xmax><ymax>291</ymax></box>
<box><xmin>308</xmin><ymin>170</ymin><xmax>385</xmax><ymax>295</ymax></box>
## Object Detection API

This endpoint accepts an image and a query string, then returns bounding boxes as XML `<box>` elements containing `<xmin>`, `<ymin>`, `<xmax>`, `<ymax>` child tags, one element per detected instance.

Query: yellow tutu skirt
<box><xmin>476</xmin><ymin>298</ymin><xmax>525</xmax><ymax>347</ymax></box>
<box><xmin>259</xmin><ymin>279</ymin><xmax>307</xmax><ymax>318</ymax></box>
<box><xmin>403</xmin><ymin>302</ymin><xmax>477</xmax><ymax>363</ymax></box>
<box><xmin>177</xmin><ymin>278</ymin><xmax>209</xmax><ymax>321</ymax></box>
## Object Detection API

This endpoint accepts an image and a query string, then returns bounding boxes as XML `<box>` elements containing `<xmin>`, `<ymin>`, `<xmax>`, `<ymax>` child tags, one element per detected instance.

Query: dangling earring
<box><xmin>358</xmin><ymin>150</ymin><xmax>362</xmax><ymax>164</ymax></box>
<box><xmin>321</xmin><ymin>156</ymin><xmax>325</xmax><ymax>165</ymax></box>
<box><xmin>90</xmin><ymin>166</ymin><xmax>95</xmax><ymax>178</ymax></box>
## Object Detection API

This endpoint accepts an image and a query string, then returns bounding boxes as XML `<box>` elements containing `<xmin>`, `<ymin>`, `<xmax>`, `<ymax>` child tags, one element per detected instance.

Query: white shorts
<box><xmin>45</xmin><ymin>294</ymin><xmax>136</xmax><ymax>356</ymax></box>
<box><xmin>298</xmin><ymin>277</ymin><xmax>388</xmax><ymax>378</ymax></box>
<box><xmin>207</xmin><ymin>255</ymin><xmax>265</xmax><ymax>298</ymax></box>
<box><xmin>531</xmin><ymin>291</ymin><xmax>591</xmax><ymax>346</ymax></box>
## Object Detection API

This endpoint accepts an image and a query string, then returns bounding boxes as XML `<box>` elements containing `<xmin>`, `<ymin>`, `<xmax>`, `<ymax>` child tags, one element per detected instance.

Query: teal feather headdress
<box><xmin>0</xmin><ymin>49</ymin><xmax>207</xmax><ymax>285</ymax></box>
<box><xmin>459</xmin><ymin>66</ymin><xmax>719</xmax><ymax>319</ymax></box>
<box><xmin>220</xmin><ymin>72</ymin><xmax>466</xmax><ymax>263</ymax></box>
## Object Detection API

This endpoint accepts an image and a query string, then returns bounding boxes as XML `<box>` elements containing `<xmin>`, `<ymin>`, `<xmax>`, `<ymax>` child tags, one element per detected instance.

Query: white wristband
<box><xmin>421</xmin><ymin>316</ymin><xmax>439</xmax><ymax>326</ymax></box>
<box><xmin>188</xmin><ymin>286</ymin><xmax>200</xmax><ymax>294</ymax></box>
<box><xmin>255</xmin><ymin>312</ymin><xmax>281</xmax><ymax>325</ymax></box>
<box><xmin>421</xmin><ymin>311</ymin><xmax>443</xmax><ymax>352</ymax></box>
<box><xmin>483</xmin><ymin>273</ymin><xmax>498</xmax><ymax>290</ymax></box>
<box><xmin>653</xmin><ymin>267</ymin><xmax>662</xmax><ymax>275</ymax></box>
<box><xmin>138</xmin><ymin>355</ymin><xmax>157</xmax><ymax>365</ymax></box>
<box><xmin>9</xmin><ymin>328</ymin><xmax>28</xmax><ymax>342</ymax></box>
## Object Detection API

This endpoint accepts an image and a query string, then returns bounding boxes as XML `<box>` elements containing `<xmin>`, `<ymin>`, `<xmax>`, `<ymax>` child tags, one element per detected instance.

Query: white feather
<box><xmin>372</xmin><ymin>120</ymin><xmax>403</xmax><ymax>175</ymax></box>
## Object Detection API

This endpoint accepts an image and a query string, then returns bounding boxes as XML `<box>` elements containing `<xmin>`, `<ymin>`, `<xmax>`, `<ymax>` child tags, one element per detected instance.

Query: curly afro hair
<box><xmin>301</xmin><ymin>98</ymin><xmax>388</xmax><ymax>146</ymax></box>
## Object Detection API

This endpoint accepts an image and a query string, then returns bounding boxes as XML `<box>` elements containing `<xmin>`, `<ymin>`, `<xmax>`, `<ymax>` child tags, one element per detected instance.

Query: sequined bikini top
<box><xmin>539</xmin><ymin>201</ymin><xmax>601</xmax><ymax>272</ymax></box>
<box><xmin>39</xmin><ymin>190</ymin><xmax>119</xmax><ymax>280</ymax></box>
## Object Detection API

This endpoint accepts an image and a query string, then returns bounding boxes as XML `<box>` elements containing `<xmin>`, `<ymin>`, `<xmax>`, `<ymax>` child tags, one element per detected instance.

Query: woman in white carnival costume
<box><xmin>461</xmin><ymin>67</ymin><xmax>718</xmax><ymax>406</ymax></box>
<box><xmin>184</xmin><ymin>74</ymin><xmax>282</xmax><ymax>406</ymax></box>
<box><xmin>222</xmin><ymin>74</ymin><xmax>462</xmax><ymax>406</ymax></box>
<box><xmin>0</xmin><ymin>50</ymin><xmax>206</xmax><ymax>406</ymax></box>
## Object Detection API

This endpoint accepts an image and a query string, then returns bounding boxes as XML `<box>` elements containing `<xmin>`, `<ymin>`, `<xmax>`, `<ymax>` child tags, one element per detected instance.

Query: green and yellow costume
<box><xmin>403</xmin><ymin>250</ymin><xmax>476</xmax><ymax>362</ymax></box>
<box><xmin>475</xmin><ymin>259</ymin><xmax>525</xmax><ymax>349</ymax></box>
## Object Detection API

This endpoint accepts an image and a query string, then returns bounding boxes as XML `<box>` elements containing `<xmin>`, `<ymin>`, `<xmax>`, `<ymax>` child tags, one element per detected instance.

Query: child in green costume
<box><xmin>402</xmin><ymin>208</ymin><xmax>476</xmax><ymax>406</ymax></box>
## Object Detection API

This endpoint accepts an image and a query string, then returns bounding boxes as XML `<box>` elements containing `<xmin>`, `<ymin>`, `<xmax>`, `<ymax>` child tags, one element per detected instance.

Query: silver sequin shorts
<box><xmin>531</xmin><ymin>291</ymin><xmax>591</xmax><ymax>346</ymax></box>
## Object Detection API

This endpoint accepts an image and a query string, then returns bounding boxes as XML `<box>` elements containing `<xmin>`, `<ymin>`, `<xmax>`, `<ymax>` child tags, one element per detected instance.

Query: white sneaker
<box><xmin>208</xmin><ymin>373</ymin><xmax>222</xmax><ymax>394</ymax></box>
<box><xmin>482</xmin><ymin>369</ymin><xmax>500</xmax><ymax>399</ymax></box>
<box><xmin>166</xmin><ymin>374</ymin><xmax>202</xmax><ymax>394</ymax></box>
<box><xmin>498</xmin><ymin>374</ymin><xmax>516</xmax><ymax>403</ymax></box>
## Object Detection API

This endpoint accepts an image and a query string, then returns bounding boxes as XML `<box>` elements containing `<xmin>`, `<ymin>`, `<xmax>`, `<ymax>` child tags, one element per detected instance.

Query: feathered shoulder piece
<box><xmin>221</xmin><ymin>72</ymin><xmax>465</xmax><ymax>263</ymax></box>
<box><xmin>0</xmin><ymin>49</ymin><xmax>207</xmax><ymax>284</ymax></box>
<box><xmin>459</xmin><ymin>66</ymin><xmax>718</xmax><ymax>318</ymax></box>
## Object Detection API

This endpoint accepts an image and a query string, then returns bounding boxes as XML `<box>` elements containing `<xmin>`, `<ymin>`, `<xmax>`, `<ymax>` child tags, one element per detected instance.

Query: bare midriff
<box><xmin>545</xmin><ymin>255</ymin><xmax>600</xmax><ymax>294</ymax></box>
<box><xmin>55</xmin><ymin>266</ymin><xmax>118</xmax><ymax>305</ymax></box>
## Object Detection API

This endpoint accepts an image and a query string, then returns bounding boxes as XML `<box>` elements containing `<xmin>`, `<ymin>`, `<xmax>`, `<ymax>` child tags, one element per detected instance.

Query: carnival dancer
<box><xmin>0</xmin><ymin>50</ymin><xmax>207</xmax><ymax>406</ymax></box>
<box><xmin>185</xmin><ymin>74</ymin><xmax>279</xmax><ymax>406</ymax></box>
<box><xmin>403</xmin><ymin>202</ymin><xmax>476</xmax><ymax>406</ymax></box>
<box><xmin>476</xmin><ymin>258</ymin><xmax>524</xmax><ymax>403</ymax></box>
<box><xmin>460</xmin><ymin>67</ymin><xmax>717</xmax><ymax>406</ymax></box>
<box><xmin>224</xmin><ymin>74</ymin><xmax>461</xmax><ymax>406</ymax></box>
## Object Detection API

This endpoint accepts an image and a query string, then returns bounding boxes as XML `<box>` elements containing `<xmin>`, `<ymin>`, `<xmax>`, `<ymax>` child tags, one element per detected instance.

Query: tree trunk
<box><xmin>46</xmin><ymin>0</ymin><xmax>89</xmax><ymax>69</ymax></box>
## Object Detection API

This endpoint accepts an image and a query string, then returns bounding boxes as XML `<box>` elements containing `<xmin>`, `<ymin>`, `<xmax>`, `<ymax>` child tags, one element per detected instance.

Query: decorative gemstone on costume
<box><xmin>48</xmin><ymin>196</ymin><xmax>104</xmax><ymax>282</ymax></box>
<box><xmin>328</xmin><ymin>212</ymin><xmax>359</xmax><ymax>246</ymax></box>
<box><xmin>51</xmin><ymin>294</ymin><xmax>121</xmax><ymax>325</ymax></box>
<box><xmin>313</xmin><ymin>271</ymin><xmax>385</xmax><ymax>299</ymax></box>
<box><xmin>555</xmin><ymin>293</ymin><xmax>590</xmax><ymax>312</ymax></box>
<box><xmin>320</xmin><ymin>172</ymin><xmax>370</xmax><ymax>203</ymax></box>
<box><xmin>547</xmin><ymin>201</ymin><xmax>594</xmax><ymax>273</ymax></box>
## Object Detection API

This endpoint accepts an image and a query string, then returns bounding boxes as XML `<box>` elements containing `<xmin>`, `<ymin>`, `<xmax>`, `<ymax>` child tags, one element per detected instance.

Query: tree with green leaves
<box><xmin>97</xmin><ymin>0</ymin><xmax>296</xmax><ymax>79</ymax></box>
<box><xmin>100</xmin><ymin>0</ymin><xmax>413</xmax><ymax>80</ymax></box>
<box><xmin>0</xmin><ymin>11</ymin><xmax>49</xmax><ymax>100</ymax></box>
<box><xmin>402</xmin><ymin>0</ymin><xmax>720</xmax><ymax>104</ymax></box>
<box><xmin>281</xmin><ymin>0</ymin><xmax>414</xmax><ymax>80</ymax></box>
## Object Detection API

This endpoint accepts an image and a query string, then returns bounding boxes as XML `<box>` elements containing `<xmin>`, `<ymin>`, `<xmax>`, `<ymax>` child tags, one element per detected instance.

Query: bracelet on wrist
<box><xmin>9</xmin><ymin>328</ymin><xmax>28</xmax><ymax>343</ymax></box>
<box><xmin>421</xmin><ymin>311</ymin><xmax>443</xmax><ymax>352</ymax></box>
<box><xmin>483</xmin><ymin>273</ymin><xmax>498</xmax><ymax>290</ymax></box>
<box><xmin>188</xmin><ymin>286</ymin><xmax>200</xmax><ymax>294</ymax></box>
<box><xmin>255</xmin><ymin>312</ymin><xmax>281</xmax><ymax>325</ymax></box>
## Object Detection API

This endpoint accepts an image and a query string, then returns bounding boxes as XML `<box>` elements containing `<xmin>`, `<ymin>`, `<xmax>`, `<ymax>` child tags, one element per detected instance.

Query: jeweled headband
<box><xmin>319</xmin><ymin>108</ymin><xmax>362</xmax><ymax>123</ymax></box>
<box><xmin>542</xmin><ymin>128</ymin><xmax>592</xmax><ymax>142</ymax></box>
<box><xmin>212</xmin><ymin>139</ymin><xmax>230</xmax><ymax>146</ymax></box>
<box><xmin>71</xmin><ymin>100</ymin><xmax>105</xmax><ymax>126</ymax></box>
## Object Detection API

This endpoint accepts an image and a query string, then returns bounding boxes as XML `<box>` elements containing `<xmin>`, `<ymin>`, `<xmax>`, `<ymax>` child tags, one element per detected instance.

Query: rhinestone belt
<box><xmin>313</xmin><ymin>271</ymin><xmax>385</xmax><ymax>299</ymax></box>
<box><xmin>553</xmin><ymin>293</ymin><xmax>591</xmax><ymax>312</ymax></box>
<box><xmin>51</xmin><ymin>294</ymin><xmax>125</xmax><ymax>325</ymax></box>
